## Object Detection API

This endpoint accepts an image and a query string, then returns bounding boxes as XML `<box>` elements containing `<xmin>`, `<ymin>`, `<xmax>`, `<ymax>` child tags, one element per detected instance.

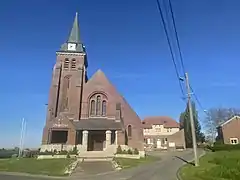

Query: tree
<box><xmin>203</xmin><ymin>107</ymin><xmax>240</xmax><ymax>143</ymax></box>
<box><xmin>179</xmin><ymin>101</ymin><xmax>205</xmax><ymax>148</ymax></box>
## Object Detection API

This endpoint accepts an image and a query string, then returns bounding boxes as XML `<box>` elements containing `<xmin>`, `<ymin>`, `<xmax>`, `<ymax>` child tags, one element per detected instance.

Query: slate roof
<box><xmin>59</xmin><ymin>12</ymin><xmax>85</xmax><ymax>53</ymax></box>
<box><xmin>72</xmin><ymin>119</ymin><xmax>123</xmax><ymax>130</ymax></box>
<box><xmin>142</xmin><ymin>116</ymin><xmax>179</xmax><ymax>128</ymax></box>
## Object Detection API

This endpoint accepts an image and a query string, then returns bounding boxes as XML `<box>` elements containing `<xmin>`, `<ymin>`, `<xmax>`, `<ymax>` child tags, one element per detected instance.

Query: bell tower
<box><xmin>46</xmin><ymin>12</ymin><xmax>88</xmax><ymax>124</ymax></box>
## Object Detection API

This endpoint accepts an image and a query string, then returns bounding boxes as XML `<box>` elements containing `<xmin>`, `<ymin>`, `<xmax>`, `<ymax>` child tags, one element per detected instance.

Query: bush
<box><xmin>73</xmin><ymin>146</ymin><xmax>78</xmax><ymax>153</ymax></box>
<box><xmin>38</xmin><ymin>150</ymin><xmax>55</xmax><ymax>155</ymax></box>
<box><xmin>66</xmin><ymin>154</ymin><xmax>70</xmax><ymax>158</ymax></box>
<box><xmin>133</xmin><ymin>148</ymin><xmax>139</xmax><ymax>155</ymax></box>
<box><xmin>0</xmin><ymin>150</ymin><xmax>19</xmax><ymax>159</ymax></box>
<box><xmin>58</xmin><ymin>150</ymin><xmax>68</xmax><ymax>155</ymax></box>
<box><xmin>207</xmin><ymin>144</ymin><xmax>240</xmax><ymax>152</ymax></box>
<box><xmin>68</xmin><ymin>147</ymin><xmax>78</xmax><ymax>155</ymax></box>
<box><xmin>116</xmin><ymin>145</ymin><xmax>123</xmax><ymax>154</ymax></box>
<box><xmin>127</xmin><ymin>149</ymin><xmax>133</xmax><ymax>154</ymax></box>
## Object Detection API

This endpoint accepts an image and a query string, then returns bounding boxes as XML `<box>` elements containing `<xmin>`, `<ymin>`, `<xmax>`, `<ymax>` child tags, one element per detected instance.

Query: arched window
<box><xmin>71</xmin><ymin>59</ymin><xmax>76</xmax><ymax>69</ymax></box>
<box><xmin>127</xmin><ymin>125</ymin><xmax>132</xmax><ymax>137</ymax></box>
<box><xmin>96</xmin><ymin>96</ymin><xmax>101</xmax><ymax>116</ymax></box>
<box><xmin>88</xmin><ymin>93</ymin><xmax>107</xmax><ymax>117</ymax></box>
<box><xmin>64</xmin><ymin>58</ymin><xmax>69</xmax><ymax>69</ymax></box>
<box><xmin>90</xmin><ymin>100</ymin><xmax>96</xmax><ymax>116</ymax></box>
<box><xmin>102</xmin><ymin>100</ymin><xmax>106</xmax><ymax>116</ymax></box>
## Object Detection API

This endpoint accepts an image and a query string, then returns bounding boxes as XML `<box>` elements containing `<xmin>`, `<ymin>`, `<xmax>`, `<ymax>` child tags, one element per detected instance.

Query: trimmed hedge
<box><xmin>207</xmin><ymin>144</ymin><xmax>240</xmax><ymax>152</ymax></box>
<box><xmin>0</xmin><ymin>150</ymin><xmax>18</xmax><ymax>159</ymax></box>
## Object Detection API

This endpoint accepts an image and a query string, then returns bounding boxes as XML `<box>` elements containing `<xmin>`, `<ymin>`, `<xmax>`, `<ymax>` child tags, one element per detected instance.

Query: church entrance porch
<box><xmin>87</xmin><ymin>130</ymin><xmax>105</xmax><ymax>151</ymax></box>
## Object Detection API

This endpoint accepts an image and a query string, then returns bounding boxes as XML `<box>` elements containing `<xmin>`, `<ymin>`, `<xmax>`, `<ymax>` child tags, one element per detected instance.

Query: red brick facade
<box><xmin>41</xmin><ymin>13</ymin><xmax>144</xmax><ymax>152</ymax></box>
<box><xmin>218</xmin><ymin>116</ymin><xmax>240</xmax><ymax>145</ymax></box>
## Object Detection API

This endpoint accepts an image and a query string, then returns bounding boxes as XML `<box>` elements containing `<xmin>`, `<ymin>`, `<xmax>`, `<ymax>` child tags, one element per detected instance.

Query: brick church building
<box><xmin>41</xmin><ymin>13</ymin><xmax>145</xmax><ymax>156</ymax></box>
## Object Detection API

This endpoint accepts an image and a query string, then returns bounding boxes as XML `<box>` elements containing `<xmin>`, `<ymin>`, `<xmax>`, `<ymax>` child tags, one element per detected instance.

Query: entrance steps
<box><xmin>78</xmin><ymin>151</ymin><xmax>114</xmax><ymax>162</ymax></box>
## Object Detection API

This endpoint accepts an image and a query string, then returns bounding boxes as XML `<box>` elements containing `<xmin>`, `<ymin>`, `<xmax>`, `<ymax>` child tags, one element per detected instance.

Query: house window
<box><xmin>102</xmin><ymin>100</ymin><xmax>106</xmax><ymax>116</ymax></box>
<box><xmin>71</xmin><ymin>59</ymin><xmax>76</xmax><ymax>69</ymax></box>
<box><xmin>64</xmin><ymin>58</ymin><xmax>69</xmax><ymax>69</ymax></box>
<box><xmin>127</xmin><ymin>125</ymin><xmax>132</xmax><ymax>137</ymax></box>
<box><xmin>230</xmin><ymin>138</ymin><xmax>239</xmax><ymax>145</ymax></box>
<box><xmin>90</xmin><ymin>100</ymin><xmax>96</xmax><ymax>116</ymax></box>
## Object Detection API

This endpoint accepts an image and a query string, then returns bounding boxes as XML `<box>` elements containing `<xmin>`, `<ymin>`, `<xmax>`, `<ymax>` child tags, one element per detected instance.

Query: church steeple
<box><xmin>67</xmin><ymin>12</ymin><xmax>80</xmax><ymax>43</ymax></box>
<box><xmin>59</xmin><ymin>12</ymin><xmax>85</xmax><ymax>53</ymax></box>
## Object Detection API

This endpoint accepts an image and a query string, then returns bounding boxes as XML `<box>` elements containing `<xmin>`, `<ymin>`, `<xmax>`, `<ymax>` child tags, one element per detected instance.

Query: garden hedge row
<box><xmin>206</xmin><ymin>144</ymin><xmax>240</xmax><ymax>152</ymax></box>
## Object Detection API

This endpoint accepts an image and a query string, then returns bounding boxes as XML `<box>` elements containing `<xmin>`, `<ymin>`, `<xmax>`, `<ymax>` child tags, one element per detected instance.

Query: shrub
<box><xmin>38</xmin><ymin>150</ymin><xmax>55</xmax><ymax>155</ymax></box>
<box><xmin>208</xmin><ymin>144</ymin><xmax>240</xmax><ymax>152</ymax></box>
<box><xmin>69</xmin><ymin>147</ymin><xmax>78</xmax><ymax>155</ymax></box>
<box><xmin>58</xmin><ymin>150</ymin><xmax>68</xmax><ymax>155</ymax></box>
<box><xmin>127</xmin><ymin>149</ymin><xmax>133</xmax><ymax>154</ymax></box>
<box><xmin>0</xmin><ymin>150</ymin><xmax>18</xmax><ymax>159</ymax></box>
<box><xmin>133</xmin><ymin>148</ymin><xmax>139</xmax><ymax>155</ymax></box>
<box><xmin>66</xmin><ymin>154</ymin><xmax>70</xmax><ymax>158</ymax></box>
<box><xmin>116</xmin><ymin>145</ymin><xmax>123</xmax><ymax>154</ymax></box>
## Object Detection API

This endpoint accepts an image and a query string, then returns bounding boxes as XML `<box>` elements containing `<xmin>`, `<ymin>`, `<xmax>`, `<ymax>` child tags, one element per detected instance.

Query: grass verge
<box><xmin>114</xmin><ymin>155</ymin><xmax>159</xmax><ymax>169</ymax></box>
<box><xmin>180</xmin><ymin>151</ymin><xmax>240</xmax><ymax>180</ymax></box>
<box><xmin>0</xmin><ymin>158</ymin><xmax>74</xmax><ymax>176</ymax></box>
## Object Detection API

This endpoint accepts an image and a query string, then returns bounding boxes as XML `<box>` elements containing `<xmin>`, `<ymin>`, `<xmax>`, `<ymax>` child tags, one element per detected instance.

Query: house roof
<box><xmin>142</xmin><ymin>116</ymin><xmax>179</xmax><ymax>128</ymax></box>
<box><xmin>219</xmin><ymin>115</ymin><xmax>240</xmax><ymax>127</ymax></box>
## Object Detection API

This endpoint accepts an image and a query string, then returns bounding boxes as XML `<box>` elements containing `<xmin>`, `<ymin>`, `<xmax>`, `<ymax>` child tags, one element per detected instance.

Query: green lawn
<box><xmin>114</xmin><ymin>155</ymin><xmax>159</xmax><ymax>169</ymax></box>
<box><xmin>180</xmin><ymin>151</ymin><xmax>240</xmax><ymax>180</ymax></box>
<box><xmin>0</xmin><ymin>158</ymin><xmax>74</xmax><ymax>176</ymax></box>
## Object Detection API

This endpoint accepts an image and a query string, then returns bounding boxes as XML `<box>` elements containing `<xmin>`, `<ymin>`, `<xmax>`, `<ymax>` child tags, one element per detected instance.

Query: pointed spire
<box><xmin>67</xmin><ymin>12</ymin><xmax>81</xmax><ymax>43</ymax></box>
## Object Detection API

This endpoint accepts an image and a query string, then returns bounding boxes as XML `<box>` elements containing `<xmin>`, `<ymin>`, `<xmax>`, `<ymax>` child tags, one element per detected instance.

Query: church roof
<box><xmin>72</xmin><ymin>119</ymin><xmax>123</xmax><ymax>130</ymax></box>
<box><xmin>86</xmin><ymin>69</ymin><xmax>110</xmax><ymax>85</ymax></box>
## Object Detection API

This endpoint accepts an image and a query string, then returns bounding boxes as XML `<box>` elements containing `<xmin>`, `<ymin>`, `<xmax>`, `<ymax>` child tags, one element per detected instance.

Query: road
<box><xmin>0</xmin><ymin>149</ymin><xmax>204</xmax><ymax>180</ymax></box>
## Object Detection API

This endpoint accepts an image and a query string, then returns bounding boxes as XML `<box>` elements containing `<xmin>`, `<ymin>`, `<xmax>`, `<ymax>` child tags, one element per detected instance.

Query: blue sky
<box><xmin>1</xmin><ymin>0</ymin><xmax>240</xmax><ymax>148</ymax></box>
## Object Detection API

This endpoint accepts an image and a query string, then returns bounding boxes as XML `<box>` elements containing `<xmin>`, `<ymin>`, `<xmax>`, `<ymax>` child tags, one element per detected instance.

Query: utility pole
<box><xmin>185</xmin><ymin>72</ymin><xmax>199</xmax><ymax>167</ymax></box>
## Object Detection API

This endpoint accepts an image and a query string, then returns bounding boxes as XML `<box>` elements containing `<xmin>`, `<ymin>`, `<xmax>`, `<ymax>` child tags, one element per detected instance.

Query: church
<box><xmin>41</xmin><ymin>13</ymin><xmax>145</xmax><ymax>157</ymax></box>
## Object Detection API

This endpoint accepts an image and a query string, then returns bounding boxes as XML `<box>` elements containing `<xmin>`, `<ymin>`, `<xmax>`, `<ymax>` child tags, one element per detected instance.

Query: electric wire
<box><xmin>167</xmin><ymin>0</ymin><xmax>207</xmax><ymax>113</ymax></box>
<box><xmin>156</xmin><ymin>0</ymin><xmax>185</xmax><ymax>98</ymax></box>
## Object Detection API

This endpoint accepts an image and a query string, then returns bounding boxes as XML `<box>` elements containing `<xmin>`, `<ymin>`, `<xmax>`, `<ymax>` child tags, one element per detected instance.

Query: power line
<box><xmin>190</xmin><ymin>85</ymin><xmax>208</xmax><ymax>114</ymax></box>
<box><xmin>156</xmin><ymin>0</ymin><xmax>185</xmax><ymax>98</ymax></box>
<box><xmin>168</xmin><ymin>0</ymin><xmax>186</xmax><ymax>75</ymax></box>
<box><xmin>167</xmin><ymin>0</ymin><xmax>207</xmax><ymax>113</ymax></box>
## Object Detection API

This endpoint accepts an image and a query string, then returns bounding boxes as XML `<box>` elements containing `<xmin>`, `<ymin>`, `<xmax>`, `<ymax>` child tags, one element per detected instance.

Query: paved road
<box><xmin>0</xmin><ymin>149</ymin><xmax>204</xmax><ymax>180</ymax></box>
<box><xmin>71</xmin><ymin>149</ymin><xmax>204</xmax><ymax>180</ymax></box>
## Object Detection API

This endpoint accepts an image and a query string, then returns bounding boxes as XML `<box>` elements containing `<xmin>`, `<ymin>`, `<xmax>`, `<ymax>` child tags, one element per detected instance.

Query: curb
<box><xmin>176</xmin><ymin>150</ymin><xmax>206</xmax><ymax>180</ymax></box>
<box><xmin>65</xmin><ymin>158</ymin><xmax>81</xmax><ymax>176</ymax></box>
<box><xmin>0</xmin><ymin>172</ymin><xmax>67</xmax><ymax>179</ymax></box>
